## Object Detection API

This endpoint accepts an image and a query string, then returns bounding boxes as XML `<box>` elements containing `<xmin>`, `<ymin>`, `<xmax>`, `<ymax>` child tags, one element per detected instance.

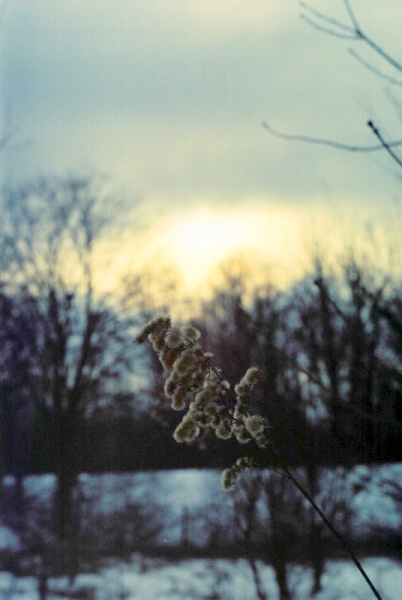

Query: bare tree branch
<box><xmin>300</xmin><ymin>1</ymin><xmax>355</xmax><ymax>35</ymax></box>
<box><xmin>348</xmin><ymin>49</ymin><xmax>402</xmax><ymax>87</ymax></box>
<box><xmin>301</xmin><ymin>0</ymin><xmax>402</xmax><ymax>75</ymax></box>
<box><xmin>367</xmin><ymin>120</ymin><xmax>402</xmax><ymax>169</ymax></box>
<box><xmin>262</xmin><ymin>121</ymin><xmax>402</xmax><ymax>153</ymax></box>
<box><xmin>299</xmin><ymin>13</ymin><xmax>356</xmax><ymax>40</ymax></box>
<box><xmin>355</xmin><ymin>28</ymin><xmax>402</xmax><ymax>76</ymax></box>
<box><xmin>343</xmin><ymin>0</ymin><xmax>359</xmax><ymax>32</ymax></box>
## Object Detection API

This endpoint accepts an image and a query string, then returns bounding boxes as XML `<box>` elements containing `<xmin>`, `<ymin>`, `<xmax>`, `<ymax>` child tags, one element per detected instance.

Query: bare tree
<box><xmin>1</xmin><ymin>173</ymin><xmax>139</xmax><ymax>574</ymax></box>
<box><xmin>288</xmin><ymin>260</ymin><xmax>402</xmax><ymax>463</ymax></box>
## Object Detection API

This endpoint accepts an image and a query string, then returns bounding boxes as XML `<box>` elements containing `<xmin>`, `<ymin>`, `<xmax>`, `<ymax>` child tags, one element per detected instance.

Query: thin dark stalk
<box><xmin>206</xmin><ymin>348</ymin><xmax>382</xmax><ymax>598</ymax></box>
<box><xmin>270</xmin><ymin>443</ymin><xmax>383</xmax><ymax>600</ymax></box>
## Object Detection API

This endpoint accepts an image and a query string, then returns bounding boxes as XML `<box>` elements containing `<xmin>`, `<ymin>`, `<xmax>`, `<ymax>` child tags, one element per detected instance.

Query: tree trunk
<box><xmin>306</xmin><ymin>463</ymin><xmax>325</xmax><ymax>595</ymax></box>
<box><xmin>273</xmin><ymin>552</ymin><xmax>292</xmax><ymax>600</ymax></box>
<box><xmin>248</xmin><ymin>558</ymin><xmax>268</xmax><ymax>600</ymax></box>
<box><xmin>53</xmin><ymin>409</ymin><xmax>79</xmax><ymax>578</ymax></box>
<box><xmin>311</xmin><ymin>555</ymin><xmax>324</xmax><ymax>596</ymax></box>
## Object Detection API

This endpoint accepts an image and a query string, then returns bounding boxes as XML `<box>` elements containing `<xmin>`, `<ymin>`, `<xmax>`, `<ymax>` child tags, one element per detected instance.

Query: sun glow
<box><xmin>89</xmin><ymin>200</ymin><xmax>400</xmax><ymax>303</ymax></box>
<box><xmin>162</xmin><ymin>205</ymin><xmax>306</xmax><ymax>293</ymax></box>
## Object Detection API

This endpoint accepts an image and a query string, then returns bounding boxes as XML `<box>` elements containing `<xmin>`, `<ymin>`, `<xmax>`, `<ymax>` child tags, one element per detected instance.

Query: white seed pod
<box><xmin>181</xmin><ymin>325</ymin><xmax>201</xmax><ymax>341</ymax></box>
<box><xmin>215</xmin><ymin>419</ymin><xmax>233</xmax><ymax>440</ymax></box>
<box><xmin>135</xmin><ymin>316</ymin><xmax>171</xmax><ymax>343</ymax></box>
<box><xmin>243</xmin><ymin>367</ymin><xmax>261</xmax><ymax>386</ymax></box>
<box><xmin>245</xmin><ymin>415</ymin><xmax>265</xmax><ymax>437</ymax></box>
<box><xmin>165</xmin><ymin>328</ymin><xmax>185</xmax><ymax>349</ymax></box>
<box><xmin>236</xmin><ymin>427</ymin><xmax>252</xmax><ymax>444</ymax></box>
<box><xmin>171</xmin><ymin>397</ymin><xmax>186</xmax><ymax>411</ymax></box>
<box><xmin>221</xmin><ymin>467</ymin><xmax>237</xmax><ymax>492</ymax></box>
<box><xmin>174</xmin><ymin>347</ymin><xmax>199</xmax><ymax>376</ymax></box>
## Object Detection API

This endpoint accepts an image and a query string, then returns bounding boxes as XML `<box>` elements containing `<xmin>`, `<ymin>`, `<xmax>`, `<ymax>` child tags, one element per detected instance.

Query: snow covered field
<box><xmin>2</xmin><ymin>466</ymin><xmax>402</xmax><ymax>598</ymax></box>
<box><xmin>1</xmin><ymin>556</ymin><xmax>401</xmax><ymax>599</ymax></box>
<box><xmin>4</xmin><ymin>465</ymin><xmax>402</xmax><ymax>539</ymax></box>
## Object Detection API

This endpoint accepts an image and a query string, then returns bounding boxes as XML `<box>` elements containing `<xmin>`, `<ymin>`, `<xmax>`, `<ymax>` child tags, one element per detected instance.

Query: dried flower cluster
<box><xmin>135</xmin><ymin>318</ymin><xmax>382</xmax><ymax>598</ymax></box>
<box><xmin>220</xmin><ymin>456</ymin><xmax>259</xmax><ymax>491</ymax></box>
<box><xmin>135</xmin><ymin>316</ymin><xmax>269</xmax><ymax>491</ymax></box>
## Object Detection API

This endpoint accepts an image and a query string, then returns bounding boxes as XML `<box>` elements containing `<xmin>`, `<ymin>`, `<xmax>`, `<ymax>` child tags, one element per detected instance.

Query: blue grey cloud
<box><xmin>3</xmin><ymin>0</ymin><xmax>402</xmax><ymax>214</ymax></box>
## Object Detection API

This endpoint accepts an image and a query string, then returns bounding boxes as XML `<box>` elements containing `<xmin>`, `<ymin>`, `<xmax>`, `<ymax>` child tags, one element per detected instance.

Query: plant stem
<box><xmin>271</xmin><ymin>445</ymin><xmax>383</xmax><ymax>600</ymax></box>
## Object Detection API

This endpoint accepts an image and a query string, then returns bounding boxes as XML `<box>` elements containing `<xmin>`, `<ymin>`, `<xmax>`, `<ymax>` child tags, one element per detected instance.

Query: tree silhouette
<box><xmin>1</xmin><ymin>174</ymin><xmax>139</xmax><ymax>574</ymax></box>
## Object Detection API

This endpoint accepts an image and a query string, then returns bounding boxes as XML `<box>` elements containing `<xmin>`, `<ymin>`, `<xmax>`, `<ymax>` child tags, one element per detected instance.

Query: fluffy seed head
<box><xmin>181</xmin><ymin>325</ymin><xmax>201</xmax><ymax>341</ymax></box>
<box><xmin>221</xmin><ymin>467</ymin><xmax>237</xmax><ymax>492</ymax></box>
<box><xmin>245</xmin><ymin>415</ymin><xmax>265</xmax><ymax>436</ymax></box>
<box><xmin>135</xmin><ymin>316</ymin><xmax>171</xmax><ymax>344</ymax></box>
<box><xmin>165</xmin><ymin>328</ymin><xmax>184</xmax><ymax>349</ymax></box>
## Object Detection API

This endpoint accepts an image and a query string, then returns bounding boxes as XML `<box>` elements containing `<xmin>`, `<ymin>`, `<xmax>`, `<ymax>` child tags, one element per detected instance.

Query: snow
<box><xmin>0</xmin><ymin>524</ymin><xmax>21</xmax><ymax>551</ymax></box>
<box><xmin>0</xmin><ymin>557</ymin><xmax>401</xmax><ymax>599</ymax></box>
<box><xmin>2</xmin><ymin>466</ymin><xmax>401</xmax><ymax>597</ymax></box>
<box><xmin>13</xmin><ymin>463</ymin><xmax>402</xmax><ymax>532</ymax></box>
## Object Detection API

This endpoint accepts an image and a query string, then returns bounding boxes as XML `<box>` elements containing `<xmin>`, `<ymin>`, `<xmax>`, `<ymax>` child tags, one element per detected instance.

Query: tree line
<box><xmin>2</xmin><ymin>251</ymin><xmax>402</xmax><ymax>478</ymax></box>
<box><xmin>1</xmin><ymin>174</ymin><xmax>401</xmax><ymax>578</ymax></box>
<box><xmin>1</xmin><ymin>176</ymin><xmax>401</xmax><ymax>479</ymax></box>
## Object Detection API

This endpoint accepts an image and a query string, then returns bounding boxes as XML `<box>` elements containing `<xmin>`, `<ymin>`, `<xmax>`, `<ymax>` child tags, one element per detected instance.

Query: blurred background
<box><xmin>1</xmin><ymin>1</ymin><xmax>401</xmax><ymax>598</ymax></box>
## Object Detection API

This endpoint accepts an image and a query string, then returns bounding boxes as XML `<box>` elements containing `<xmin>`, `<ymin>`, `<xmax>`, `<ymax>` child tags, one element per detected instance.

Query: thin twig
<box><xmin>262</xmin><ymin>122</ymin><xmax>402</xmax><ymax>153</ymax></box>
<box><xmin>300</xmin><ymin>0</ymin><xmax>355</xmax><ymax>34</ymax></box>
<box><xmin>368</xmin><ymin>120</ymin><xmax>402</xmax><ymax>169</ymax></box>
<box><xmin>343</xmin><ymin>0</ymin><xmax>359</xmax><ymax>32</ymax></box>
<box><xmin>299</xmin><ymin>14</ymin><xmax>357</xmax><ymax>40</ymax></box>
<box><xmin>348</xmin><ymin>49</ymin><xmax>402</xmax><ymax>87</ymax></box>
<box><xmin>359</xmin><ymin>31</ymin><xmax>402</xmax><ymax>75</ymax></box>
<box><xmin>303</xmin><ymin>0</ymin><xmax>402</xmax><ymax>75</ymax></box>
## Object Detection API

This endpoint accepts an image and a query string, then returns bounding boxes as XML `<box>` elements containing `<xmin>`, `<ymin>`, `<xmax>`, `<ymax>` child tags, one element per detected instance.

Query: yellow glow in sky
<box><xmin>153</xmin><ymin>201</ymin><xmax>401</xmax><ymax>297</ymax></box>
<box><xmin>91</xmin><ymin>200</ymin><xmax>400</xmax><ymax>304</ymax></box>
<box><xmin>161</xmin><ymin>205</ymin><xmax>305</xmax><ymax>292</ymax></box>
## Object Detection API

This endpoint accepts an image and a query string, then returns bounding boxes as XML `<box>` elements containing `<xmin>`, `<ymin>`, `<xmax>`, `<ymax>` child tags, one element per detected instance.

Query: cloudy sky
<box><xmin>3</xmin><ymin>1</ymin><xmax>402</xmax><ymax>291</ymax></box>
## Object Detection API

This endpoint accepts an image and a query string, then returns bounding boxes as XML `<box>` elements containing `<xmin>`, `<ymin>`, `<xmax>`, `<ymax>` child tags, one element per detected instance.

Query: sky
<box><xmin>2</xmin><ymin>0</ymin><xmax>402</xmax><ymax>293</ymax></box>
